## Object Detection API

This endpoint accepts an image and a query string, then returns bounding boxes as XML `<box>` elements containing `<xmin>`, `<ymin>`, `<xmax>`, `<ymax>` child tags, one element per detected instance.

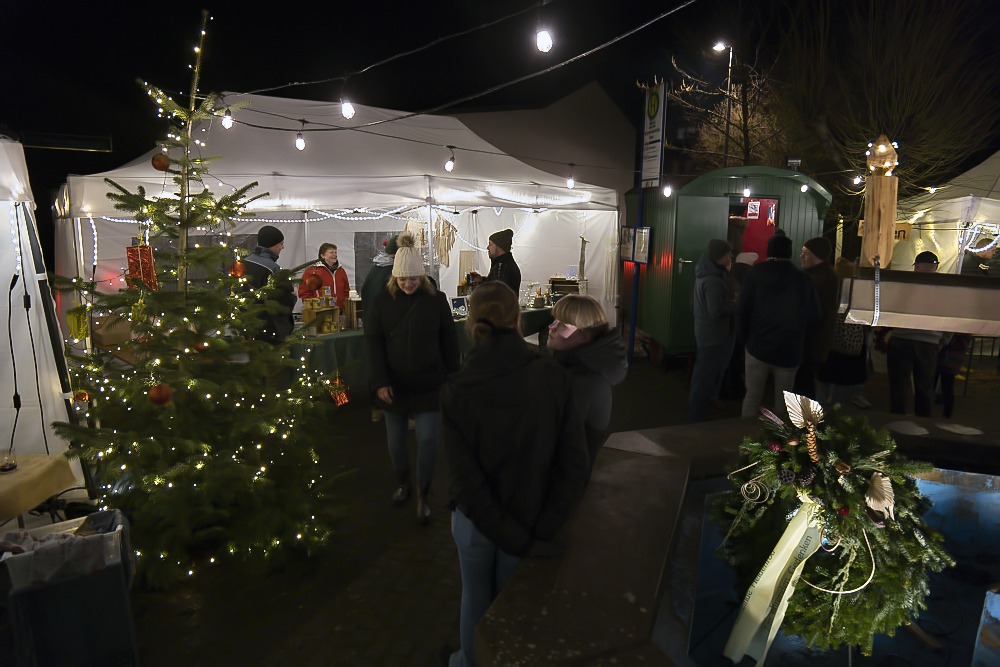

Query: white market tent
<box><xmin>896</xmin><ymin>149</ymin><xmax>1000</xmax><ymax>272</ymax></box>
<box><xmin>0</xmin><ymin>138</ymin><xmax>78</xmax><ymax>464</ymax></box>
<box><xmin>55</xmin><ymin>93</ymin><xmax>622</xmax><ymax>315</ymax></box>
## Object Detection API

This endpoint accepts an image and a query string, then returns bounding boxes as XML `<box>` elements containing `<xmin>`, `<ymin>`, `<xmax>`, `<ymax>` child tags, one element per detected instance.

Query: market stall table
<box><xmin>0</xmin><ymin>455</ymin><xmax>77</xmax><ymax>527</ymax></box>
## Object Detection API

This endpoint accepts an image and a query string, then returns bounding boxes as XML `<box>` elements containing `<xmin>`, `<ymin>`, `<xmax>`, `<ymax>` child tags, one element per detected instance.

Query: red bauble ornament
<box><xmin>768</xmin><ymin>441</ymin><xmax>783</xmax><ymax>452</ymax></box>
<box><xmin>229</xmin><ymin>261</ymin><xmax>246</xmax><ymax>278</ymax></box>
<box><xmin>194</xmin><ymin>341</ymin><xmax>209</xmax><ymax>352</ymax></box>
<box><xmin>303</xmin><ymin>274</ymin><xmax>323</xmax><ymax>291</ymax></box>
<box><xmin>73</xmin><ymin>390</ymin><xmax>91</xmax><ymax>402</ymax></box>
<box><xmin>837</xmin><ymin>506</ymin><xmax>850</xmax><ymax>516</ymax></box>
<box><xmin>148</xmin><ymin>383</ymin><xmax>173</xmax><ymax>406</ymax></box>
<box><xmin>151</xmin><ymin>153</ymin><xmax>170</xmax><ymax>172</ymax></box>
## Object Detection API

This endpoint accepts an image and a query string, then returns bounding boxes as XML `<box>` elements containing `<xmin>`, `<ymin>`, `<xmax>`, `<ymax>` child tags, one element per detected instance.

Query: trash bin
<box><xmin>2</xmin><ymin>510</ymin><xmax>139</xmax><ymax>666</ymax></box>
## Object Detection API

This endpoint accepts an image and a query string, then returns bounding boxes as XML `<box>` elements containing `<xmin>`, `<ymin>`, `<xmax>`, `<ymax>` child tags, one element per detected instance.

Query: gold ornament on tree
<box><xmin>67</xmin><ymin>306</ymin><xmax>90</xmax><ymax>340</ymax></box>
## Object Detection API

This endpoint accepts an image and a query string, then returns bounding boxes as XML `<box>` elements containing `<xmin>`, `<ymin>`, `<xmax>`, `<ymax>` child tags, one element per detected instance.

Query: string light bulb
<box><xmin>536</xmin><ymin>28</ymin><xmax>553</xmax><ymax>53</ymax></box>
<box><xmin>566</xmin><ymin>164</ymin><xmax>575</xmax><ymax>189</ymax></box>
<box><xmin>444</xmin><ymin>146</ymin><xmax>456</xmax><ymax>172</ymax></box>
<box><xmin>221</xmin><ymin>108</ymin><xmax>233</xmax><ymax>129</ymax></box>
<box><xmin>341</xmin><ymin>99</ymin><xmax>356</xmax><ymax>120</ymax></box>
<box><xmin>662</xmin><ymin>185</ymin><xmax>672</xmax><ymax>198</ymax></box>
<box><xmin>295</xmin><ymin>121</ymin><xmax>306</xmax><ymax>151</ymax></box>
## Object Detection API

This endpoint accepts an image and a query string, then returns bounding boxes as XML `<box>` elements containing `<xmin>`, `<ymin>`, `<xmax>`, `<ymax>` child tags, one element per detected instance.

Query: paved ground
<box><xmin>3</xmin><ymin>341</ymin><xmax>999</xmax><ymax>666</ymax></box>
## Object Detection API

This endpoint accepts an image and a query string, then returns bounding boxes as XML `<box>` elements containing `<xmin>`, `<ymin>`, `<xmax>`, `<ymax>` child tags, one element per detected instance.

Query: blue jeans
<box><xmin>688</xmin><ymin>336</ymin><xmax>736</xmax><ymax>422</ymax></box>
<box><xmin>449</xmin><ymin>509</ymin><xmax>521</xmax><ymax>667</ymax></box>
<box><xmin>384</xmin><ymin>410</ymin><xmax>439</xmax><ymax>490</ymax></box>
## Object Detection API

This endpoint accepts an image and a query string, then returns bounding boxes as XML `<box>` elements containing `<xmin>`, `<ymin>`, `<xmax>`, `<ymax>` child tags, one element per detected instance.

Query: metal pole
<box><xmin>626</xmin><ymin>189</ymin><xmax>644</xmax><ymax>363</ymax></box>
<box><xmin>722</xmin><ymin>46</ymin><xmax>733</xmax><ymax>167</ymax></box>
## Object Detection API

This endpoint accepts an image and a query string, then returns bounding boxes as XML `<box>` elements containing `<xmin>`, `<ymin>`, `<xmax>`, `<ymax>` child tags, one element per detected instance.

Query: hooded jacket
<box><xmin>693</xmin><ymin>252</ymin><xmax>735</xmax><ymax>348</ymax></box>
<box><xmin>552</xmin><ymin>328</ymin><xmax>628</xmax><ymax>466</ymax></box>
<box><xmin>736</xmin><ymin>259</ymin><xmax>821</xmax><ymax>368</ymax></box>
<box><xmin>441</xmin><ymin>330</ymin><xmax>589</xmax><ymax>556</ymax></box>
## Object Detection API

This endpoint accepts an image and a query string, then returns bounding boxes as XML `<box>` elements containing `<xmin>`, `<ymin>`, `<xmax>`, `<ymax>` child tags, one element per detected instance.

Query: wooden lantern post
<box><xmin>861</xmin><ymin>135</ymin><xmax>899</xmax><ymax>267</ymax></box>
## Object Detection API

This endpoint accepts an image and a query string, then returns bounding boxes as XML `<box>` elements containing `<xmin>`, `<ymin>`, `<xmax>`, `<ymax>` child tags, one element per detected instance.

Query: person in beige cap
<box><xmin>364</xmin><ymin>232</ymin><xmax>460</xmax><ymax>522</ymax></box>
<box><xmin>471</xmin><ymin>228</ymin><xmax>521</xmax><ymax>293</ymax></box>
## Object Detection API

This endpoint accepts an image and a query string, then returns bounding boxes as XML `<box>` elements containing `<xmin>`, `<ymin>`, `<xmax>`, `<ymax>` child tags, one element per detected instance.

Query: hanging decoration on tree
<box><xmin>147</xmin><ymin>382</ymin><xmax>173</xmax><ymax>406</ymax></box>
<box><xmin>324</xmin><ymin>372</ymin><xmax>350</xmax><ymax>407</ymax></box>
<box><xmin>126</xmin><ymin>242</ymin><xmax>159</xmax><ymax>291</ymax></box>
<box><xmin>67</xmin><ymin>306</ymin><xmax>90</xmax><ymax>340</ymax></box>
<box><xmin>151</xmin><ymin>152</ymin><xmax>171</xmax><ymax>172</ymax></box>
<box><xmin>73</xmin><ymin>390</ymin><xmax>91</xmax><ymax>402</ymax></box>
<box><xmin>720</xmin><ymin>391</ymin><xmax>953</xmax><ymax>663</ymax></box>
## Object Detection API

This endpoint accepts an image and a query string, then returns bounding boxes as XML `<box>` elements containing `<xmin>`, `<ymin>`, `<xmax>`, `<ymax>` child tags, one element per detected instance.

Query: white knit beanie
<box><xmin>391</xmin><ymin>232</ymin><xmax>425</xmax><ymax>277</ymax></box>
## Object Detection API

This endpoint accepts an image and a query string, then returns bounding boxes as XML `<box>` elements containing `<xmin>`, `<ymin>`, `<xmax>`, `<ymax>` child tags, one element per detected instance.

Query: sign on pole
<box><xmin>641</xmin><ymin>81</ymin><xmax>666</xmax><ymax>189</ymax></box>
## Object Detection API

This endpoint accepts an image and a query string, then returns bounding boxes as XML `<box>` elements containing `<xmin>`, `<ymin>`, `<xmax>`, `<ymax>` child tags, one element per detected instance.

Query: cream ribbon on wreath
<box><xmin>723</xmin><ymin>498</ymin><xmax>822</xmax><ymax>666</ymax></box>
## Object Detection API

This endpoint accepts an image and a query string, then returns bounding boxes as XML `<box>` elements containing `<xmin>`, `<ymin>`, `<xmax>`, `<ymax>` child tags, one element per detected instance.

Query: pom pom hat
<box><xmin>391</xmin><ymin>232</ymin><xmax>425</xmax><ymax>277</ymax></box>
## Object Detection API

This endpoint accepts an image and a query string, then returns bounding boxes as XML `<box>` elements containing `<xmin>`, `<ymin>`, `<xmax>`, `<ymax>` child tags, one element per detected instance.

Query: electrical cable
<box><xmin>7</xmin><ymin>271</ymin><xmax>20</xmax><ymax>458</ymax></box>
<box><xmin>14</xmin><ymin>203</ymin><xmax>51</xmax><ymax>454</ymax></box>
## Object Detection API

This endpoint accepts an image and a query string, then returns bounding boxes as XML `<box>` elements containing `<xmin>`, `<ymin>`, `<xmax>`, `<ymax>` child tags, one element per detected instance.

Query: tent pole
<box><xmin>425</xmin><ymin>178</ymin><xmax>439</xmax><ymax>286</ymax></box>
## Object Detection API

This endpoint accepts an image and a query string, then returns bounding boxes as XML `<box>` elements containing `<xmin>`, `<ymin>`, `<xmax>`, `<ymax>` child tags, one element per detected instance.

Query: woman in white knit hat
<box><xmin>364</xmin><ymin>232</ymin><xmax>460</xmax><ymax>522</ymax></box>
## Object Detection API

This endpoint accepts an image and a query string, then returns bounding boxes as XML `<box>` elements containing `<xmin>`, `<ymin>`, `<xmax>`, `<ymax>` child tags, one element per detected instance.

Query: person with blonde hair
<box><xmin>547</xmin><ymin>294</ymin><xmax>627</xmax><ymax>464</ymax></box>
<box><xmin>441</xmin><ymin>281</ymin><xmax>588</xmax><ymax>667</ymax></box>
<box><xmin>365</xmin><ymin>232</ymin><xmax>459</xmax><ymax>522</ymax></box>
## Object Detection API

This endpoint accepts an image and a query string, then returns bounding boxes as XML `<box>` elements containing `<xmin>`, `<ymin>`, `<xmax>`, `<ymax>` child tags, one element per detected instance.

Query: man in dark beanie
<box><xmin>794</xmin><ymin>236</ymin><xmax>840</xmax><ymax>399</ymax></box>
<box><xmin>736</xmin><ymin>230</ymin><xmax>821</xmax><ymax>418</ymax></box>
<box><xmin>480</xmin><ymin>228</ymin><xmax>521</xmax><ymax>293</ymax></box>
<box><xmin>689</xmin><ymin>239</ymin><xmax>735</xmax><ymax>421</ymax></box>
<box><xmin>361</xmin><ymin>233</ymin><xmax>400</xmax><ymax>422</ymax></box>
<box><xmin>244</xmin><ymin>224</ymin><xmax>296</xmax><ymax>343</ymax></box>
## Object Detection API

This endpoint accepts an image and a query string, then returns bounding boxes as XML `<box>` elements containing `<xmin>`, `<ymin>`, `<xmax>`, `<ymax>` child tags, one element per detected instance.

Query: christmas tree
<box><xmin>54</xmin><ymin>12</ymin><xmax>337</xmax><ymax>589</ymax></box>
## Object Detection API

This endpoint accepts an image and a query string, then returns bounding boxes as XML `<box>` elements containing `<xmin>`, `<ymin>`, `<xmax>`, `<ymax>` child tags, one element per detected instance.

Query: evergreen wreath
<box><xmin>719</xmin><ymin>392</ymin><xmax>954</xmax><ymax>656</ymax></box>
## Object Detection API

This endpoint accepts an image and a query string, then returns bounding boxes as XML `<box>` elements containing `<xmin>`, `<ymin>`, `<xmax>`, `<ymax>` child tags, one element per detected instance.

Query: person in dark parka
<box><xmin>481</xmin><ymin>228</ymin><xmax>522</xmax><ymax>293</ymax></box>
<box><xmin>243</xmin><ymin>224</ymin><xmax>296</xmax><ymax>344</ymax></box>
<box><xmin>547</xmin><ymin>294</ymin><xmax>627</xmax><ymax>466</ymax></box>
<box><xmin>441</xmin><ymin>281</ymin><xmax>589</xmax><ymax>667</ymax></box>
<box><xmin>794</xmin><ymin>236</ymin><xmax>840</xmax><ymax>399</ymax></box>
<box><xmin>365</xmin><ymin>232</ymin><xmax>459</xmax><ymax>522</ymax></box>
<box><xmin>689</xmin><ymin>239</ymin><xmax>735</xmax><ymax>422</ymax></box>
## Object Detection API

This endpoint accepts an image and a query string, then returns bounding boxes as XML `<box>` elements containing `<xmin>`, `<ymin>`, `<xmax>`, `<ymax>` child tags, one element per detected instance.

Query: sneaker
<box><xmin>392</xmin><ymin>483</ymin><xmax>410</xmax><ymax>505</ymax></box>
<box><xmin>850</xmin><ymin>395</ymin><xmax>871</xmax><ymax>409</ymax></box>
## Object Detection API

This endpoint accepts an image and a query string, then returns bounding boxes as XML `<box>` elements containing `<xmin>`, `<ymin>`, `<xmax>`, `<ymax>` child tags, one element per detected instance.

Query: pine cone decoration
<box><xmin>805</xmin><ymin>424</ymin><xmax>820</xmax><ymax>463</ymax></box>
<box><xmin>797</xmin><ymin>467</ymin><xmax>816</xmax><ymax>486</ymax></box>
<box><xmin>778</xmin><ymin>469</ymin><xmax>796</xmax><ymax>485</ymax></box>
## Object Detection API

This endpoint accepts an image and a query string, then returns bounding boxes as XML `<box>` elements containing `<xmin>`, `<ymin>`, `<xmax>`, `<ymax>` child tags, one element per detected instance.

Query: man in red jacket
<box><xmin>298</xmin><ymin>243</ymin><xmax>350</xmax><ymax>310</ymax></box>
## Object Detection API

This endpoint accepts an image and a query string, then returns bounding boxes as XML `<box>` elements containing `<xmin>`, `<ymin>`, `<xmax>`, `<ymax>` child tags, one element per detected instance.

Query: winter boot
<box><xmin>416</xmin><ymin>486</ymin><xmax>432</xmax><ymax>524</ymax></box>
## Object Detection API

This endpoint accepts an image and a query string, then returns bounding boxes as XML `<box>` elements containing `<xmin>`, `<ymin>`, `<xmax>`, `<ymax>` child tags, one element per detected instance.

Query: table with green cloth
<box><xmin>290</xmin><ymin>307</ymin><xmax>553</xmax><ymax>398</ymax></box>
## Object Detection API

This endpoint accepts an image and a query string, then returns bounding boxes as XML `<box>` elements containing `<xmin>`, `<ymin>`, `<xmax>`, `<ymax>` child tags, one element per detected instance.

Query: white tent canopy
<box><xmin>1</xmin><ymin>138</ymin><xmax>77</xmax><ymax>463</ymax></box>
<box><xmin>56</xmin><ymin>93</ymin><xmax>621</xmax><ymax>311</ymax></box>
<box><xmin>896</xmin><ymin>149</ymin><xmax>1000</xmax><ymax>272</ymax></box>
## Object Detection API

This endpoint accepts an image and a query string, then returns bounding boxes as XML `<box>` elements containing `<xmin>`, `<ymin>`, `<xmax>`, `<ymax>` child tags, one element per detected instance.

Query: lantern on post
<box><xmin>861</xmin><ymin>135</ymin><xmax>900</xmax><ymax>267</ymax></box>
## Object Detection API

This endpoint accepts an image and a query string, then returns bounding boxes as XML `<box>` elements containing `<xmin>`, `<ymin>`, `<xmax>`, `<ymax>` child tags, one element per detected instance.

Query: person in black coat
<box><xmin>365</xmin><ymin>232</ymin><xmax>459</xmax><ymax>522</ymax></box>
<box><xmin>441</xmin><ymin>281</ymin><xmax>589</xmax><ymax>667</ymax></box>
<box><xmin>471</xmin><ymin>228</ymin><xmax>521</xmax><ymax>294</ymax></box>
<box><xmin>794</xmin><ymin>237</ymin><xmax>840</xmax><ymax>399</ymax></box>
<box><xmin>736</xmin><ymin>231</ymin><xmax>821</xmax><ymax>418</ymax></box>
<box><xmin>243</xmin><ymin>225</ymin><xmax>296</xmax><ymax>343</ymax></box>
<box><xmin>547</xmin><ymin>294</ymin><xmax>627</xmax><ymax>466</ymax></box>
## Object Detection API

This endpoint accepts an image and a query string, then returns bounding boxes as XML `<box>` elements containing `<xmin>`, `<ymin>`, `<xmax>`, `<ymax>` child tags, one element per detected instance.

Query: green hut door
<box><xmin>669</xmin><ymin>195</ymin><xmax>729</xmax><ymax>353</ymax></box>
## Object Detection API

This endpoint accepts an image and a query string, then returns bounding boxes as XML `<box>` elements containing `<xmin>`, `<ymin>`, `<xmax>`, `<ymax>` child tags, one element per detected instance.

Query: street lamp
<box><xmin>713</xmin><ymin>41</ymin><xmax>734</xmax><ymax>167</ymax></box>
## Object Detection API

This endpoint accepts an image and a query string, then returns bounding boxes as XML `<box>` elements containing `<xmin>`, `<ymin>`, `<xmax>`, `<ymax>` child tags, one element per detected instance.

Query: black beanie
<box><xmin>707</xmin><ymin>239</ymin><xmax>732</xmax><ymax>261</ymax></box>
<box><xmin>767</xmin><ymin>231</ymin><xmax>793</xmax><ymax>259</ymax></box>
<box><xmin>257</xmin><ymin>225</ymin><xmax>284</xmax><ymax>248</ymax></box>
<box><xmin>803</xmin><ymin>237</ymin><xmax>832</xmax><ymax>263</ymax></box>
<box><xmin>489</xmin><ymin>228</ymin><xmax>513</xmax><ymax>252</ymax></box>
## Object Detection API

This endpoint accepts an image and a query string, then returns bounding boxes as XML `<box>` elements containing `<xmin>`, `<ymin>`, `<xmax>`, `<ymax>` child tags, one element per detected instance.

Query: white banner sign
<box><xmin>641</xmin><ymin>82</ymin><xmax>665</xmax><ymax>189</ymax></box>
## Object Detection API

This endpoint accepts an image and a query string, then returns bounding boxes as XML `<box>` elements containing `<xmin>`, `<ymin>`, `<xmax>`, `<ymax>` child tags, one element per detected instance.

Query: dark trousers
<box><xmin>887</xmin><ymin>338</ymin><xmax>938</xmax><ymax>417</ymax></box>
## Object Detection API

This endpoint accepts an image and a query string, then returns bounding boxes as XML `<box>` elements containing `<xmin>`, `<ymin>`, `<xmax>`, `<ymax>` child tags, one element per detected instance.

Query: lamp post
<box><xmin>713</xmin><ymin>41</ymin><xmax>734</xmax><ymax>167</ymax></box>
